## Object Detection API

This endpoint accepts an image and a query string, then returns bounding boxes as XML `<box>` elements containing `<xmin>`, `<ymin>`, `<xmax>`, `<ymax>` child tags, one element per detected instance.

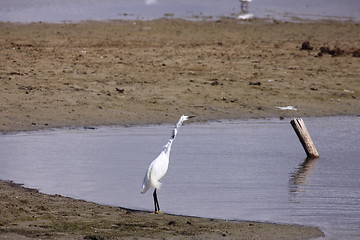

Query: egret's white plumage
<box><xmin>140</xmin><ymin>115</ymin><xmax>194</xmax><ymax>213</ymax></box>
<box><xmin>140</xmin><ymin>150</ymin><xmax>168</xmax><ymax>193</ymax></box>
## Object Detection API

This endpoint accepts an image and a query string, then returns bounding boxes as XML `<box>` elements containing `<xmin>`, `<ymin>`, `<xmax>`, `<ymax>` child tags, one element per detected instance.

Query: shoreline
<box><xmin>4</xmin><ymin>16</ymin><xmax>360</xmax><ymax>25</ymax></box>
<box><xmin>1</xmin><ymin>114</ymin><xmax>358</xmax><ymax>136</ymax></box>
<box><xmin>1</xmin><ymin>18</ymin><xmax>359</xmax><ymax>239</ymax></box>
<box><xmin>0</xmin><ymin>180</ymin><xmax>325</xmax><ymax>240</ymax></box>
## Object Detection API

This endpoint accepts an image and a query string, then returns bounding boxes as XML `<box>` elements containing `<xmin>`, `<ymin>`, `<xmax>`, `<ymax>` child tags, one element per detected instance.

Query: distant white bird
<box><xmin>240</xmin><ymin>0</ymin><xmax>252</xmax><ymax>12</ymax></box>
<box><xmin>140</xmin><ymin>115</ymin><xmax>195</xmax><ymax>214</ymax></box>
<box><xmin>145</xmin><ymin>0</ymin><xmax>158</xmax><ymax>5</ymax></box>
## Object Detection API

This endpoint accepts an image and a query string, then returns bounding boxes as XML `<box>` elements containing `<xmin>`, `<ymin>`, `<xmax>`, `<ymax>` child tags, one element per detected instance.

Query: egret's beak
<box><xmin>188</xmin><ymin>116</ymin><xmax>196</xmax><ymax>119</ymax></box>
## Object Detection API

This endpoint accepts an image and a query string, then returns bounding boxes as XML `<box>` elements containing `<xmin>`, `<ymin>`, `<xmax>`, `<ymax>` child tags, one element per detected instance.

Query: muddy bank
<box><xmin>0</xmin><ymin>181</ymin><xmax>324</xmax><ymax>240</ymax></box>
<box><xmin>0</xmin><ymin>19</ymin><xmax>359</xmax><ymax>133</ymax></box>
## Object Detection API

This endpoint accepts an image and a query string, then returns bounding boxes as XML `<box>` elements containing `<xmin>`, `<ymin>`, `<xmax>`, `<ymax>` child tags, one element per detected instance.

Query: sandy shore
<box><xmin>1</xmin><ymin>18</ymin><xmax>359</xmax><ymax>239</ymax></box>
<box><xmin>1</xmin><ymin>18</ymin><xmax>359</xmax><ymax>132</ymax></box>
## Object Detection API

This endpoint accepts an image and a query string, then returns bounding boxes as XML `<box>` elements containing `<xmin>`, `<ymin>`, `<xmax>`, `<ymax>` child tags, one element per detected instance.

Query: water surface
<box><xmin>0</xmin><ymin>116</ymin><xmax>359</xmax><ymax>239</ymax></box>
<box><xmin>1</xmin><ymin>0</ymin><xmax>359</xmax><ymax>22</ymax></box>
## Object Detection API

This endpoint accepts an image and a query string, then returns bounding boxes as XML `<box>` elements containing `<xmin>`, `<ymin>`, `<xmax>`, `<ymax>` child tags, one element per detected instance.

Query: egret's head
<box><xmin>181</xmin><ymin>115</ymin><xmax>196</xmax><ymax>122</ymax></box>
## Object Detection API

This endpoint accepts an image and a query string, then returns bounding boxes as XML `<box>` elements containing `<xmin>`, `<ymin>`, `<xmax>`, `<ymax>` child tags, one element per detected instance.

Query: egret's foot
<box><xmin>154</xmin><ymin>211</ymin><xmax>163</xmax><ymax>214</ymax></box>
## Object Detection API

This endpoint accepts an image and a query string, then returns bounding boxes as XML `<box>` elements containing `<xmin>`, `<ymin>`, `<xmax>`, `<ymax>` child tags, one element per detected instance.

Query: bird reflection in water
<box><xmin>289</xmin><ymin>157</ymin><xmax>318</xmax><ymax>197</ymax></box>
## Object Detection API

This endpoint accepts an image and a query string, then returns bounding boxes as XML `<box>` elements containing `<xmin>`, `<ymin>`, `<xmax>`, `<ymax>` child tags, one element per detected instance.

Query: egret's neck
<box><xmin>163</xmin><ymin>116</ymin><xmax>186</xmax><ymax>154</ymax></box>
<box><xmin>163</xmin><ymin>139</ymin><xmax>174</xmax><ymax>154</ymax></box>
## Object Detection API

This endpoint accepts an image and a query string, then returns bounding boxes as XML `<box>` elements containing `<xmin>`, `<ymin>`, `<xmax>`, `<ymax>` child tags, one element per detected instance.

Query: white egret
<box><xmin>140</xmin><ymin>115</ymin><xmax>195</xmax><ymax>214</ymax></box>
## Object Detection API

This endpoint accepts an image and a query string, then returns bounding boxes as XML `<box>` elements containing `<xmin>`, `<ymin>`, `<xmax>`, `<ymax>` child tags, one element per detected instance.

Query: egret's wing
<box><xmin>140</xmin><ymin>164</ymin><xmax>152</xmax><ymax>194</ymax></box>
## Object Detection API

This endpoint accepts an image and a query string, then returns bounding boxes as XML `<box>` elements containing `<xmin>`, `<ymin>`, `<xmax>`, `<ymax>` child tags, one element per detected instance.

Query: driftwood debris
<box><xmin>290</xmin><ymin>118</ymin><xmax>319</xmax><ymax>158</ymax></box>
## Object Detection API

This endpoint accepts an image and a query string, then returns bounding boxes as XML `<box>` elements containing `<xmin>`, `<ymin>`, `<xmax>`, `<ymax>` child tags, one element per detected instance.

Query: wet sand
<box><xmin>1</xmin><ymin>18</ymin><xmax>359</xmax><ymax>239</ymax></box>
<box><xmin>0</xmin><ymin>181</ymin><xmax>325</xmax><ymax>240</ymax></box>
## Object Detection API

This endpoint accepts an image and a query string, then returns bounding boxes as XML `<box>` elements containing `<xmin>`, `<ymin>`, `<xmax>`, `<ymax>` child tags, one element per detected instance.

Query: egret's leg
<box><xmin>153</xmin><ymin>189</ymin><xmax>158</xmax><ymax>212</ymax></box>
<box><xmin>153</xmin><ymin>189</ymin><xmax>162</xmax><ymax>214</ymax></box>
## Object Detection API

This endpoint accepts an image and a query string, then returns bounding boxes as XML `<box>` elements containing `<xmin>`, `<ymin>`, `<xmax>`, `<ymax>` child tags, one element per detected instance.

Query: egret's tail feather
<box><xmin>141</xmin><ymin>173</ymin><xmax>150</xmax><ymax>193</ymax></box>
<box><xmin>140</xmin><ymin>184</ymin><xmax>149</xmax><ymax>194</ymax></box>
<box><xmin>140</xmin><ymin>175</ymin><xmax>162</xmax><ymax>194</ymax></box>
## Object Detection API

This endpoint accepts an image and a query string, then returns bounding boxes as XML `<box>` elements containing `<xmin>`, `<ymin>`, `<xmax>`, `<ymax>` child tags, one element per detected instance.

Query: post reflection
<box><xmin>289</xmin><ymin>157</ymin><xmax>318</xmax><ymax>196</ymax></box>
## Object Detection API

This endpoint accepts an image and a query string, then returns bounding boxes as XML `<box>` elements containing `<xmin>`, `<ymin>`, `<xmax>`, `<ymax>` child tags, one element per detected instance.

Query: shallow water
<box><xmin>0</xmin><ymin>116</ymin><xmax>359</xmax><ymax>239</ymax></box>
<box><xmin>1</xmin><ymin>0</ymin><xmax>359</xmax><ymax>23</ymax></box>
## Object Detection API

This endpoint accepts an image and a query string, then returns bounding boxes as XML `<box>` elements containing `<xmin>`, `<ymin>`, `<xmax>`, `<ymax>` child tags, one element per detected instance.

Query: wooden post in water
<box><xmin>290</xmin><ymin>118</ymin><xmax>319</xmax><ymax>158</ymax></box>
